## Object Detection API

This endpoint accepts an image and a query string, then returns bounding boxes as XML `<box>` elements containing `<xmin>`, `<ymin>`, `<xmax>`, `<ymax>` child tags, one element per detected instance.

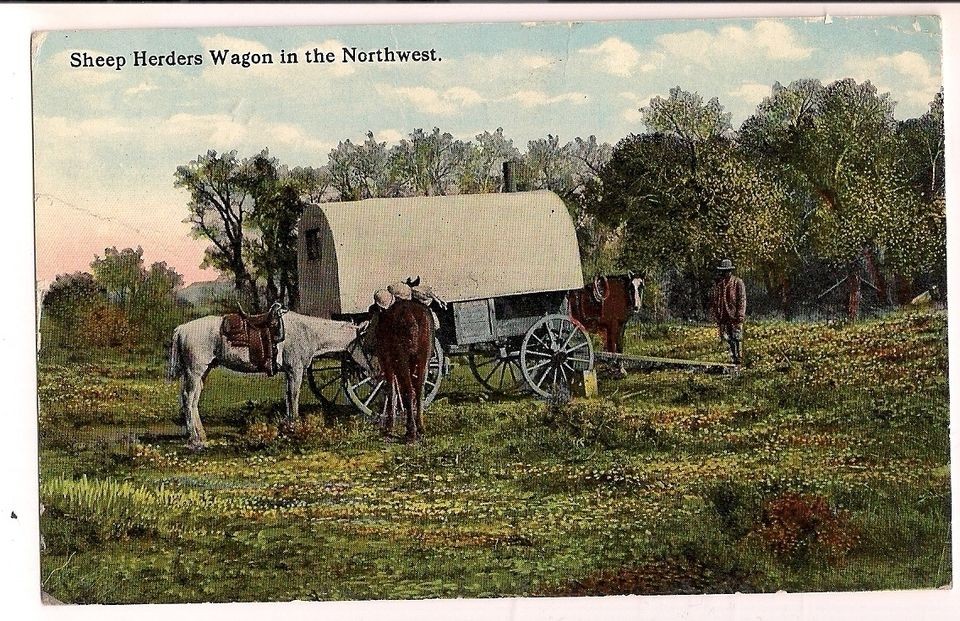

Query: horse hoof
<box><xmin>187</xmin><ymin>441</ymin><xmax>207</xmax><ymax>451</ymax></box>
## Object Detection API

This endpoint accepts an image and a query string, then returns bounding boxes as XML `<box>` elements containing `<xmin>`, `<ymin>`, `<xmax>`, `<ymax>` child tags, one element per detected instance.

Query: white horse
<box><xmin>168</xmin><ymin>310</ymin><xmax>370</xmax><ymax>448</ymax></box>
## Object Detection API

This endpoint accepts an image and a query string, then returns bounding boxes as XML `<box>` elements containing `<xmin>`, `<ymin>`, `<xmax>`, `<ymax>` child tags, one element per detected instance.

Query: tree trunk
<box><xmin>847</xmin><ymin>270</ymin><xmax>861</xmax><ymax>320</ymax></box>
<box><xmin>862</xmin><ymin>247</ymin><xmax>888</xmax><ymax>306</ymax></box>
<box><xmin>893</xmin><ymin>273</ymin><xmax>914</xmax><ymax>306</ymax></box>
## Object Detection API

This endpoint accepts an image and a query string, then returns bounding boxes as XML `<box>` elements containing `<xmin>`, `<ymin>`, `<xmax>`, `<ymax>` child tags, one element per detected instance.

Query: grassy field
<box><xmin>38</xmin><ymin>310</ymin><xmax>951</xmax><ymax>603</ymax></box>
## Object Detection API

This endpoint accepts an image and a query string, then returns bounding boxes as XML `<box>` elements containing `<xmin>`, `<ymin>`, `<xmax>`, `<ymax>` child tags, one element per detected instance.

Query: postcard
<box><xmin>31</xmin><ymin>11</ymin><xmax>950</xmax><ymax>610</ymax></box>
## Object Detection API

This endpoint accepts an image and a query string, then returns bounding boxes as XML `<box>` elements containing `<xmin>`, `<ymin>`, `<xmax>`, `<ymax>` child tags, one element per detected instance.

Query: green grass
<box><xmin>38</xmin><ymin>310</ymin><xmax>951</xmax><ymax>603</ymax></box>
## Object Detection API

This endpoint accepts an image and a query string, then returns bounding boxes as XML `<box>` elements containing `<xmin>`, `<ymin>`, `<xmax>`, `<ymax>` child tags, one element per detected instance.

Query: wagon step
<box><xmin>595</xmin><ymin>351</ymin><xmax>738</xmax><ymax>373</ymax></box>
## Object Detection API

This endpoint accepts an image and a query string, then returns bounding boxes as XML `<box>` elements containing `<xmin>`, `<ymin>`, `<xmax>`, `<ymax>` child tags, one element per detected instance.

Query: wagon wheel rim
<box><xmin>306</xmin><ymin>357</ymin><xmax>349</xmax><ymax>406</ymax></box>
<box><xmin>344</xmin><ymin>336</ymin><xmax>444</xmax><ymax>420</ymax></box>
<box><xmin>520</xmin><ymin>314</ymin><xmax>594</xmax><ymax>399</ymax></box>
<box><xmin>468</xmin><ymin>348</ymin><xmax>524</xmax><ymax>394</ymax></box>
<box><xmin>343</xmin><ymin>363</ymin><xmax>388</xmax><ymax>422</ymax></box>
<box><xmin>422</xmin><ymin>336</ymin><xmax>444</xmax><ymax>407</ymax></box>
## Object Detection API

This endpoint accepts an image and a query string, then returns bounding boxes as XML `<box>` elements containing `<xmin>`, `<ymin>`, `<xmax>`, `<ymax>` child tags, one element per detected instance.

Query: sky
<box><xmin>32</xmin><ymin>15</ymin><xmax>943</xmax><ymax>286</ymax></box>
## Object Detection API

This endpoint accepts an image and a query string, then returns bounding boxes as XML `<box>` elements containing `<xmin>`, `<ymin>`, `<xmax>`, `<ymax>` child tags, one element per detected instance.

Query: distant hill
<box><xmin>176</xmin><ymin>276</ymin><xmax>235</xmax><ymax>306</ymax></box>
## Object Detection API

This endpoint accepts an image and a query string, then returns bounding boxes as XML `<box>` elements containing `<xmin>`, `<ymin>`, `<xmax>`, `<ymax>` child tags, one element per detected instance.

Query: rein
<box><xmin>592</xmin><ymin>275</ymin><xmax>610</xmax><ymax>304</ymax></box>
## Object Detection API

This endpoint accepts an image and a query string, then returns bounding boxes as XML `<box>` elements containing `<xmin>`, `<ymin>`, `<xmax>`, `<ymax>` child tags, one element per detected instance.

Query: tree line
<box><xmin>174</xmin><ymin>79</ymin><xmax>944</xmax><ymax>321</ymax></box>
<box><xmin>42</xmin><ymin>77</ymin><xmax>946</xmax><ymax>349</ymax></box>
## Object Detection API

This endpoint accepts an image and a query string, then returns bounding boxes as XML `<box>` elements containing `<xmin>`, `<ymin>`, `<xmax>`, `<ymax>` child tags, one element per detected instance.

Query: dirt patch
<box><xmin>541</xmin><ymin>558</ymin><xmax>758</xmax><ymax>597</ymax></box>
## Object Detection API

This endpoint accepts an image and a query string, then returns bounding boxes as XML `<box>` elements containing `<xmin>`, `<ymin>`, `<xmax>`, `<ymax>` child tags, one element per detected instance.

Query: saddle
<box><xmin>220</xmin><ymin>303</ymin><xmax>286</xmax><ymax>376</ymax></box>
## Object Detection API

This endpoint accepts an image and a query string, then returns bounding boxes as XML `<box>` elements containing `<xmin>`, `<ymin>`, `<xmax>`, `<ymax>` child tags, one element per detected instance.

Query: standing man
<box><xmin>708</xmin><ymin>258</ymin><xmax>746</xmax><ymax>364</ymax></box>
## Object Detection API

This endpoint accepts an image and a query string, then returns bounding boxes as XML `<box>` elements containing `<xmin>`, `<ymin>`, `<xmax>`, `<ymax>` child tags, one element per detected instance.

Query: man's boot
<box><xmin>732</xmin><ymin>342</ymin><xmax>742</xmax><ymax>365</ymax></box>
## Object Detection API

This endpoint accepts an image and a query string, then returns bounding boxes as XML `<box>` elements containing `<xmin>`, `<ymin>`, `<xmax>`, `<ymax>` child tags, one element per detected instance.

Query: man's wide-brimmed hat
<box><xmin>717</xmin><ymin>259</ymin><xmax>735</xmax><ymax>271</ymax></box>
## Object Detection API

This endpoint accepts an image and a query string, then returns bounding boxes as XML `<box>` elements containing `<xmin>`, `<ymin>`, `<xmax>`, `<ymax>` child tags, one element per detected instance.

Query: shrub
<box><xmin>753</xmin><ymin>493</ymin><xmax>859</xmax><ymax>563</ymax></box>
<box><xmin>242</xmin><ymin>421</ymin><xmax>279</xmax><ymax>449</ymax></box>
<box><xmin>80</xmin><ymin>305</ymin><xmax>139</xmax><ymax>348</ymax></box>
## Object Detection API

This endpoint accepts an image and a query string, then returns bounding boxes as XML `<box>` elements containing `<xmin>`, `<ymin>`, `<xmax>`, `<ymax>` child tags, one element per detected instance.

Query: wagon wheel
<box><xmin>519</xmin><ymin>314</ymin><xmax>594</xmax><ymax>399</ymax></box>
<box><xmin>305</xmin><ymin>357</ymin><xmax>349</xmax><ymax>406</ymax></box>
<box><xmin>344</xmin><ymin>336</ymin><xmax>444</xmax><ymax>420</ymax></box>
<box><xmin>468</xmin><ymin>345</ymin><xmax>524</xmax><ymax>394</ymax></box>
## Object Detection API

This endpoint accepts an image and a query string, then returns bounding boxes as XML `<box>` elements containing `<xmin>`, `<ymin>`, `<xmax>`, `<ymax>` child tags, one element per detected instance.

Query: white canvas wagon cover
<box><xmin>298</xmin><ymin>190</ymin><xmax>584</xmax><ymax>316</ymax></box>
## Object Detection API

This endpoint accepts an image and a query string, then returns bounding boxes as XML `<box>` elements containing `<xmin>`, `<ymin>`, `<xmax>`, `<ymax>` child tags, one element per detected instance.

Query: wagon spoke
<box><xmin>497</xmin><ymin>363</ymin><xmax>508</xmax><ymax>390</ymax></box>
<box><xmin>483</xmin><ymin>363</ymin><xmax>501</xmax><ymax>384</ymax></box>
<box><xmin>525</xmin><ymin>350</ymin><xmax>553</xmax><ymax>358</ymax></box>
<box><xmin>561</xmin><ymin>325</ymin><xmax>578</xmax><ymax>350</ymax></box>
<box><xmin>551</xmin><ymin>366</ymin><xmax>559</xmax><ymax>389</ymax></box>
<box><xmin>545</xmin><ymin>321</ymin><xmax>558</xmax><ymax>348</ymax></box>
<box><xmin>534</xmin><ymin>364</ymin><xmax>554</xmax><ymax>389</ymax></box>
<box><xmin>566</xmin><ymin>341</ymin><xmax>590</xmax><ymax>353</ymax></box>
<box><xmin>558</xmin><ymin>363</ymin><xmax>568</xmax><ymax>386</ymax></box>
<box><xmin>354</xmin><ymin>375</ymin><xmax>373</xmax><ymax>388</ymax></box>
<box><xmin>363</xmin><ymin>380</ymin><xmax>385</xmax><ymax>407</ymax></box>
<box><xmin>527</xmin><ymin>359</ymin><xmax>552</xmax><ymax>374</ymax></box>
<box><xmin>530</xmin><ymin>332</ymin><xmax>550</xmax><ymax>350</ymax></box>
<box><xmin>506</xmin><ymin>360</ymin><xmax>518</xmax><ymax>385</ymax></box>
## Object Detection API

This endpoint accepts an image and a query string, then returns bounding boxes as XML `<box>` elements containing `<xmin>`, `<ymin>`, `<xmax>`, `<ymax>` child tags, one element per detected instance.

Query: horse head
<box><xmin>627</xmin><ymin>271</ymin><xmax>645</xmax><ymax>312</ymax></box>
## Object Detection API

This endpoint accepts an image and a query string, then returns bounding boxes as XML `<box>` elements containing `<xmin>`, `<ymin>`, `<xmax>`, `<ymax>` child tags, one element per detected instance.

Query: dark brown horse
<box><xmin>569</xmin><ymin>273</ymin><xmax>644</xmax><ymax>353</ymax></box>
<box><xmin>374</xmin><ymin>298</ymin><xmax>435</xmax><ymax>442</ymax></box>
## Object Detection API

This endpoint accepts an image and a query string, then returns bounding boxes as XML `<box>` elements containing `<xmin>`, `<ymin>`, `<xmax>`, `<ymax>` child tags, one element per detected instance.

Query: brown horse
<box><xmin>569</xmin><ymin>273</ymin><xmax>644</xmax><ymax>353</ymax></box>
<box><xmin>374</xmin><ymin>298</ymin><xmax>435</xmax><ymax>442</ymax></box>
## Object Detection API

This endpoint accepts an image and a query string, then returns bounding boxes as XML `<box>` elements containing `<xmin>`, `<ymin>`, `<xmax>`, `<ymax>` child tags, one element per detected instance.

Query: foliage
<box><xmin>175</xmin><ymin>150</ymin><xmax>260</xmax><ymax>308</ymax></box>
<box><xmin>37</xmin><ymin>311</ymin><xmax>950</xmax><ymax>602</ymax></box>
<box><xmin>41</xmin><ymin>272</ymin><xmax>107</xmax><ymax>344</ymax></box>
<box><xmin>41</xmin><ymin>475</ymin><xmax>219</xmax><ymax>541</ymax></box>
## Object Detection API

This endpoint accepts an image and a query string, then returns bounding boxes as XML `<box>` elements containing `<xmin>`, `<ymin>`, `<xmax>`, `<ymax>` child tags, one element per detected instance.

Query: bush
<box><xmin>752</xmin><ymin>493</ymin><xmax>859</xmax><ymax>563</ymax></box>
<box><xmin>242</xmin><ymin>421</ymin><xmax>279</xmax><ymax>449</ymax></box>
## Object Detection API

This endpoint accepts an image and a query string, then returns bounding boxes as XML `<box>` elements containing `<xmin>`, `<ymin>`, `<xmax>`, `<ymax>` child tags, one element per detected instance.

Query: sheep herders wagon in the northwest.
<box><xmin>298</xmin><ymin>189</ymin><xmax>597</xmax><ymax>418</ymax></box>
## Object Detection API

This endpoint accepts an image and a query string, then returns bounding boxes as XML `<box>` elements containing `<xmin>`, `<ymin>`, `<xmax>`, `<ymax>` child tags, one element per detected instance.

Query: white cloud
<box><xmin>655</xmin><ymin>20</ymin><xmax>813</xmax><ymax>67</ymax></box>
<box><xmin>378</xmin><ymin>85</ymin><xmax>486</xmax><ymax>116</ymax></box>
<box><xmin>504</xmin><ymin>90</ymin><xmax>587</xmax><ymax>108</ymax></box>
<box><xmin>579</xmin><ymin>37</ymin><xmax>644</xmax><ymax>77</ymax></box>
<box><xmin>198</xmin><ymin>34</ymin><xmax>271</xmax><ymax>54</ymax></box>
<box><xmin>519</xmin><ymin>55</ymin><xmax>556</xmax><ymax>70</ymax></box>
<box><xmin>124</xmin><ymin>81</ymin><xmax>159</xmax><ymax>97</ymax></box>
<box><xmin>729</xmin><ymin>82</ymin><xmax>771</xmax><ymax>105</ymax></box>
<box><xmin>841</xmin><ymin>51</ymin><xmax>941</xmax><ymax>113</ymax></box>
<box><xmin>618</xmin><ymin>91</ymin><xmax>661</xmax><ymax>123</ymax></box>
<box><xmin>373</xmin><ymin>128</ymin><xmax>404</xmax><ymax>144</ymax></box>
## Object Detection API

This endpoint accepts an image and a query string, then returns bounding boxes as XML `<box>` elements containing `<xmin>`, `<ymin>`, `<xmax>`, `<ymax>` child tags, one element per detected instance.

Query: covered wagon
<box><xmin>297</xmin><ymin>189</ymin><xmax>595</xmax><ymax>415</ymax></box>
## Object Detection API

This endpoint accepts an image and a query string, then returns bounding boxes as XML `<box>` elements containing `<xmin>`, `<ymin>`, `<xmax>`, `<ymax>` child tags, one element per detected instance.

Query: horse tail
<box><xmin>167</xmin><ymin>328</ymin><xmax>183</xmax><ymax>381</ymax></box>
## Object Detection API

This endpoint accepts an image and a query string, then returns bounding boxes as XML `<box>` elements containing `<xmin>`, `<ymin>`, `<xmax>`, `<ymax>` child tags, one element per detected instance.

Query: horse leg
<box><xmin>381</xmin><ymin>373</ymin><xmax>396</xmax><ymax>437</ymax></box>
<box><xmin>182</xmin><ymin>371</ymin><xmax>207</xmax><ymax>448</ymax></box>
<box><xmin>285</xmin><ymin>363</ymin><xmax>305</xmax><ymax>424</ymax></box>
<box><xmin>396</xmin><ymin>368</ymin><xmax>417</xmax><ymax>443</ymax></box>
<box><xmin>414</xmin><ymin>356</ymin><xmax>427</xmax><ymax>437</ymax></box>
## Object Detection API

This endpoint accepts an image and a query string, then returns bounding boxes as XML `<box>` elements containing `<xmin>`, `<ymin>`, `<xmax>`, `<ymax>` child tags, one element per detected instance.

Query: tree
<box><xmin>90</xmin><ymin>246</ymin><xmax>146</xmax><ymax>311</ymax></box>
<box><xmin>175</xmin><ymin>150</ymin><xmax>259</xmax><ymax>309</ymax></box>
<box><xmin>288</xmin><ymin>165</ymin><xmax>332</xmax><ymax>204</ymax></box>
<box><xmin>41</xmin><ymin>272</ymin><xmax>106</xmax><ymax>343</ymax></box>
<box><xmin>641</xmin><ymin>86</ymin><xmax>732</xmax><ymax>172</ymax></box>
<box><xmin>244</xmin><ymin>150</ymin><xmax>306</xmax><ymax>308</ymax></box>
<box><xmin>740</xmin><ymin>78</ymin><xmax>925</xmax><ymax>314</ymax></box>
<box><xmin>460</xmin><ymin>128</ymin><xmax>521</xmax><ymax>193</ymax></box>
<box><xmin>391</xmin><ymin>127</ymin><xmax>469</xmax><ymax>196</ymax></box>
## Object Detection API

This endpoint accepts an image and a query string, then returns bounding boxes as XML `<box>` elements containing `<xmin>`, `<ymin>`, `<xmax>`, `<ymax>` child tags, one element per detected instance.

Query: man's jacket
<box><xmin>709</xmin><ymin>276</ymin><xmax>746</xmax><ymax>328</ymax></box>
